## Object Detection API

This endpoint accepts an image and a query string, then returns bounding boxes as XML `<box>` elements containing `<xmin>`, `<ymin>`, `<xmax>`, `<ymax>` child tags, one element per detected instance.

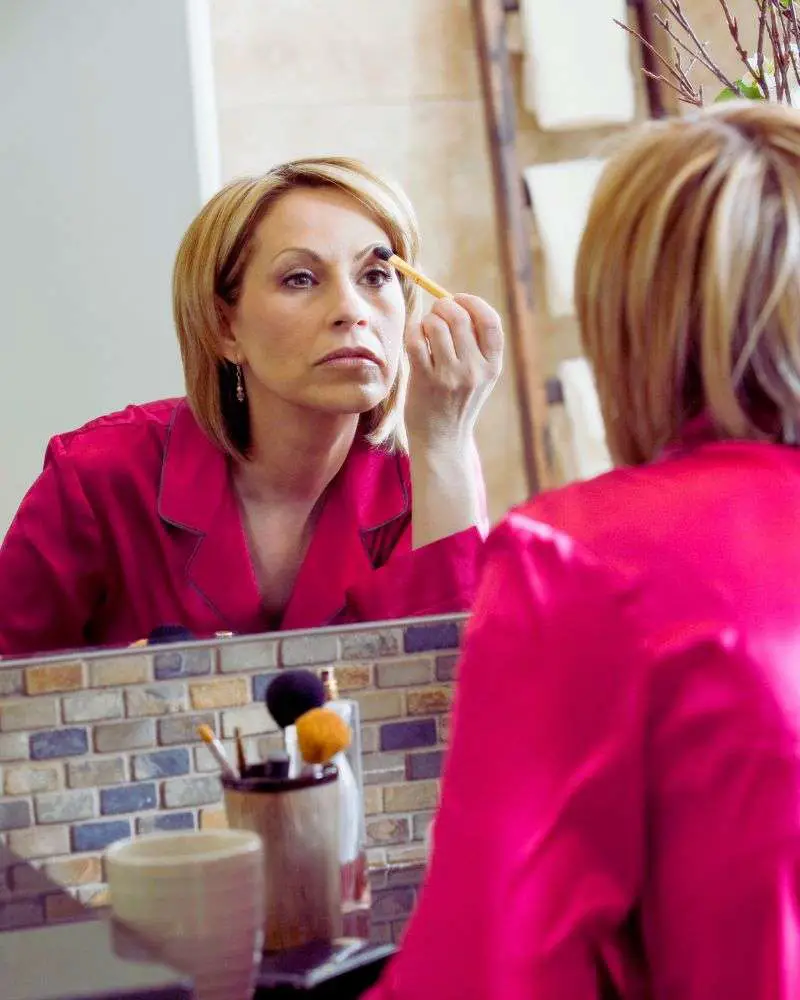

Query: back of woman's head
<box><xmin>576</xmin><ymin>100</ymin><xmax>800</xmax><ymax>466</ymax></box>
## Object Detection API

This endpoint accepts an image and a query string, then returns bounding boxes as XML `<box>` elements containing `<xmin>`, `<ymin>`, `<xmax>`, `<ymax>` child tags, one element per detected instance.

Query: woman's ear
<box><xmin>215</xmin><ymin>294</ymin><xmax>240</xmax><ymax>364</ymax></box>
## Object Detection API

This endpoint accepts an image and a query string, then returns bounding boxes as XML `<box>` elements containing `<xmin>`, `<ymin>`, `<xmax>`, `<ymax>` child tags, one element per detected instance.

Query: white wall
<box><xmin>0</xmin><ymin>0</ymin><xmax>220</xmax><ymax>534</ymax></box>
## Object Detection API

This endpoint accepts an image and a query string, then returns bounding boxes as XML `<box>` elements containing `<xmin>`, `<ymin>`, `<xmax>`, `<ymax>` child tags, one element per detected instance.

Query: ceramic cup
<box><xmin>105</xmin><ymin>829</ymin><xmax>265</xmax><ymax>1000</ymax></box>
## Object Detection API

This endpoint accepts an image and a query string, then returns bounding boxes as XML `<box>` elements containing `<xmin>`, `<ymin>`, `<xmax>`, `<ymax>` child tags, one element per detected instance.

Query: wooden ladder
<box><xmin>471</xmin><ymin>0</ymin><xmax>668</xmax><ymax>495</ymax></box>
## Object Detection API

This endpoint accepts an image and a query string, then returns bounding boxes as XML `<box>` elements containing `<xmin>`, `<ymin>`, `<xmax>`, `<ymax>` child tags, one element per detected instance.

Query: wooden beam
<box><xmin>627</xmin><ymin>0</ymin><xmax>679</xmax><ymax>119</ymax></box>
<box><xmin>471</xmin><ymin>0</ymin><xmax>552</xmax><ymax>495</ymax></box>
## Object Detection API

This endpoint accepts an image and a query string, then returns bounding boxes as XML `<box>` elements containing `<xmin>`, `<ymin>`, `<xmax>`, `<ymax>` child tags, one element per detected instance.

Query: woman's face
<box><xmin>222</xmin><ymin>187</ymin><xmax>406</xmax><ymax>420</ymax></box>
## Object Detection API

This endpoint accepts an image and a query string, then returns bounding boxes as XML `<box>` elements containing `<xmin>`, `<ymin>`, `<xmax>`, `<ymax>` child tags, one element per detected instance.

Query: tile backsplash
<box><xmin>0</xmin><ymin>615</ymin><xmax>464</xmax><ymax>926</ymax></box>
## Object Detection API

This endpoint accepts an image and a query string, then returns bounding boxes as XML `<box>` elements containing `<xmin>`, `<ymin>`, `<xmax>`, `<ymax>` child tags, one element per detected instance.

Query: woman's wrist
<box><xmin>408</xmin><ymin>433</ymin><xmax>482</xmax><ymax>550</ymax></box>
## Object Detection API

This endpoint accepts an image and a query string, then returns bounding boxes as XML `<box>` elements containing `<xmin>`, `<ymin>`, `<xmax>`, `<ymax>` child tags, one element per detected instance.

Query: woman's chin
<box><xmin>307</xmin><ymin>386</ymin><xmax>390</xmax><ymax>416</ymax></box>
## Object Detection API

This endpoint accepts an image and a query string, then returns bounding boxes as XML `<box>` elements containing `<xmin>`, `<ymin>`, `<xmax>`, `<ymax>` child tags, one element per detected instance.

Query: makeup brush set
<box><xmin>198</xmin><ymin>669</ymin><xmax>392</xmax><ymax>992</ymax></box>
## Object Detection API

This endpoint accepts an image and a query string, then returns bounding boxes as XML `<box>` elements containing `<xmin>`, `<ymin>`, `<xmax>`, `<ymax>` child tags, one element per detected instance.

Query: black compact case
<box><xmin>256</xmin><ymin>937</ymin><xmax>396</xmax><ymax>996</ymax></box>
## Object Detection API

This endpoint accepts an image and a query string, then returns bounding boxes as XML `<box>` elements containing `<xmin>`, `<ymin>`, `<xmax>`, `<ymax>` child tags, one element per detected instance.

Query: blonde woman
<box><xmin>366</xmin><ymin>102</ymin><xmax>800</xmax><ymax>999</ymax></box>
<box><xmin>0</xmin><ymin>157</ymin><xmax>502</xmax><ymax>655</ymax></box>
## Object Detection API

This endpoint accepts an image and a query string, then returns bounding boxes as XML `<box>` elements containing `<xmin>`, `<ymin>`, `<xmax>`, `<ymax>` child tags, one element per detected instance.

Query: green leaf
<box><xmin>714</xmin><ymin>78</ymin><xmax>766</xmax><ymax>102</ymax></box>
<box><xmin>739</xmin><ymin>79</ymin><xmax>767</xmax><ymax>99</ymax></box>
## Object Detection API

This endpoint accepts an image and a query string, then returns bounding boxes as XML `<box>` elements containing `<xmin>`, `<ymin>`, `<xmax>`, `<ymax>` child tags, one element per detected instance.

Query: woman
<box><xmin>0</xmin><ymin>156</ymin><xmax>502</xmax><ymax>656</ymax></box>
<box><xmin>366</xmin><ymin>102</ymin><xmax>800</xmax><ymax>999</ymax></box>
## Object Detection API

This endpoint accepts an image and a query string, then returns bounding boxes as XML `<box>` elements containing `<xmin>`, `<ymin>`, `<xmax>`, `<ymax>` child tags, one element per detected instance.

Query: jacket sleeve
<box><xmin>340</xmin><ymin>445</ymin><xmax>490</xmax><ymax>622</ymax></box>
<box><xmin>363</xmin><ymin>512</ymin><xmax>645</xmax><ymax>1000</ymax></box>
<box><xmin>0</xmin><ymin>439</ymin><xmax>107</xmax><ymax>656</ymax></box>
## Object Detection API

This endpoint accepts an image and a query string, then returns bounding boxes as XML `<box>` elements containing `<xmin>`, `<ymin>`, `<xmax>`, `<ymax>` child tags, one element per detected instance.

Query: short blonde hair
<box><xmin>173</xmin><ymin>156</ymin><xmax>421</xmax><ymax>457</ymax></box>
<box><xmin>576</xmin><ymin>101</ymin><xmax>800</xmax><ymax>467</ymax></box>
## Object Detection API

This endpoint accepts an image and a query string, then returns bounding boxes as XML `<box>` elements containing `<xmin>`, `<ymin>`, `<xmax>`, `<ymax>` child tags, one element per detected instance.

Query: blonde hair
<box><xmin>576</xmin><ymin>100</ymin><xmax>800</xmax><ymax>467</ymax></box>
<box><xmin>172</xmin><ymin>156</ymin><xmax>421</xmax><ymax>457</ymax></box>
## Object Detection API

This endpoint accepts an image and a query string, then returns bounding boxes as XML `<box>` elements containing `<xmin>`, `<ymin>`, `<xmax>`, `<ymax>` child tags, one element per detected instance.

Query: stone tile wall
<box><xmin>0</xmin><ymin>615</ymin><xmax>465</xmax><ymax>926</ymax></box>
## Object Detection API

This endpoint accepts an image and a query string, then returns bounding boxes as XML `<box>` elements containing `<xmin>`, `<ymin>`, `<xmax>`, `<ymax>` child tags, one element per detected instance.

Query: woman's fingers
<box><xmin>405</xmin><ymin>322</ymin><xmax>432</xmax><ymax>370</ymax></box>
<box><xmin>420</xmin><ymin>311</ymin><xmax>459</xmax><ymax>369</ymax></box>
<box><xmin>451</xmin><ymin>293</ymin><xmax>504</xmax><ymax>367</ymax></box>
<box><xmin>429</xmin><ymin>297</ymin><xmax>476</xmax><ymax>363</ymax></box>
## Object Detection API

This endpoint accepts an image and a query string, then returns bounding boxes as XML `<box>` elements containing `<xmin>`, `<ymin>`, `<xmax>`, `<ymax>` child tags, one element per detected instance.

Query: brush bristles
<box><xmin>373</xmin><ymin>244</ymin><xmax>393</xmax><ymax>261</ymax></box>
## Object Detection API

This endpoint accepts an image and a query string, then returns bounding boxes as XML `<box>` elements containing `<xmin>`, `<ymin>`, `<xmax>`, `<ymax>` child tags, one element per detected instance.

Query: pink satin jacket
<box><xmin>367</xmin><ymin>431</ymin><xmax>800</xmax><ymax>1000</ymax></box>
<box><xmin>0</xmin><ymin>399</ymin><xmax>486</xmax><ymax>656</ymax></box>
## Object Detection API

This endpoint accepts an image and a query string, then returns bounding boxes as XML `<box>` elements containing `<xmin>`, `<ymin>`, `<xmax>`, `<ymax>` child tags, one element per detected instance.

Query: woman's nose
<box><xmin>328</xmin><ymin>278</ymin><xmax>369</xmax><ymax>329</ymax></box>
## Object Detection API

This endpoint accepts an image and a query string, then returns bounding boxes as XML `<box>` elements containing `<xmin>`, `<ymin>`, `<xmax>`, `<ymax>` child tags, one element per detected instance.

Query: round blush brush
<box><xmin>264</xmin><ymin>669</ymin><xmax>326</xmax><ymax>730</ymax></box>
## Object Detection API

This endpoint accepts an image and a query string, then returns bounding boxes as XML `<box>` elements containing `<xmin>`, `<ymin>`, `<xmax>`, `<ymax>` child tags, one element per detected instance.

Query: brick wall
<box><xmin>0</xmin><ymin>615</ymin><xmax>464</xmax><ymax>927</ymax></box>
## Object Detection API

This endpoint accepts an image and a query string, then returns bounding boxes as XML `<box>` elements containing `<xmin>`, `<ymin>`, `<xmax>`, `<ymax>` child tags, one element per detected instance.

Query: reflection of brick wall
<box><xmin>0</xmin><ymin>616</ymin><xmax>464</xmax><ymax>927</ymax></box>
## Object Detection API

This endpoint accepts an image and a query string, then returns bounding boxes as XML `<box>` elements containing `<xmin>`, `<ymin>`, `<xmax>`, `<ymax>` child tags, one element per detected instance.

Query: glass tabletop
<box><xmin>0</xmin><ymin>842</ymin><xmax>421</xmax><ymax>1000</ymax></box>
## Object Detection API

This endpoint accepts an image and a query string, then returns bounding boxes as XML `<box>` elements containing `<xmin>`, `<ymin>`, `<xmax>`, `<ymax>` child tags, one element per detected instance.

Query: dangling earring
<box><xmin>235</xmin><ymin>363</ymin><xmax>245</xmax><ymax>403</ymax></box>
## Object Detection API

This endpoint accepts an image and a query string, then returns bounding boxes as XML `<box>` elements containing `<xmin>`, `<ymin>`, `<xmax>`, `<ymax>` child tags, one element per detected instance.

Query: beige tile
<box><xmin>210</xmin><ymin>0</ymin><xmax>479</xmax><ymax>111</ymax></box>
<box><xmin>218</xmin><ymin>102</ymin><xmax>412</xmax><ymax>181</ymax></box>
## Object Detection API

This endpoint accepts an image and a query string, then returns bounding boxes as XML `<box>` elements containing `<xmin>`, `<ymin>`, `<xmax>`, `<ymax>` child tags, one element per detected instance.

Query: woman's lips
<box><xmin>319</xmin><ymin>348</ymin><xmax>382</xmax><ymax>367</ymax></box>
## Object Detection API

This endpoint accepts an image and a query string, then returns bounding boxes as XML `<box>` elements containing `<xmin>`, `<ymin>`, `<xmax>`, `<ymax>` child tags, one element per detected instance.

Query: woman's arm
<box><xmin>363</xmin><ymin>512</ymin><xmax>645</xmax><ymax>1000</ymax></box>
<box><xmin>405</xmin><ymin>294</ymin><xmax>501</xmax><ymax>550</ymax></box>
<box><xmin>0</xmin><ymin>440</ymin><xmax>105</xmax><ymax>656</ymax></box>
<box><xmin>337</xmin><ymin>443</ymin><xmax>488</xmax><ymax>624</ymax></box>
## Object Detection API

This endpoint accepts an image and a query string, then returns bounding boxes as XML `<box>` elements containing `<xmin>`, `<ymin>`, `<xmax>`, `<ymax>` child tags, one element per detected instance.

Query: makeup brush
<box><xmin>295</xmin><ymin>707</ymin><xmax>352</xmax><ymax>766</ymax></box>
<box><xmin>196</xmin><ymin>724</ymin><xmax>239</xmax><ymax>780</ymax></box>
<box><xmin>264</xmin><ymin>669</ymin><xmax>327</xmax><ymax>777</ymax></box>
<box><xmin>265</xmin><ymin>671</ymin><xmax>361</xmax><ymax>865</ymax></box>
<box><xmin>264</xmin><ymin>670</ymin><xmax>326</xmax><ymax>730</ymax></box>
<box><xmin>234</xmin><ymin>726</ymin><xmax>247</xmax><ymax>774</ymax></box>
<box><xmin>295</xmin><ymin>707</ymin><xmax>360</xmax><ymax>868</ymax></box>
<box><xmin>373</xmin><ymin>244</ymin><xmax>451</xmax><ymax>300</ymax></box>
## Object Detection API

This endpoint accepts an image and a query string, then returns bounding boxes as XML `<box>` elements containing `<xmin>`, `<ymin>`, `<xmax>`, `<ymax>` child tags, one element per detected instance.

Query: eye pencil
<box><xmin>373</xmin><ymin>244</ymin><xmax>451</xmax><ymax>299</ymax></box>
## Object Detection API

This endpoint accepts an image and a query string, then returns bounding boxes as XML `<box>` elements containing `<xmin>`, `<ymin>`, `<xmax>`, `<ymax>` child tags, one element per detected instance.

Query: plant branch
<box><xmin>619</xmin><ymin>0</ymin><xmax>800</xmax><ymax>107</ymax></box>
<box><xmin>654</xmin><ymin>5</ymin><xmax>742</xmax><ymax>95</ymax></box>
<box><xmin>614</xmin><ymin>17</ymin><xmax>702</xmax><ymax>104</ymax></box>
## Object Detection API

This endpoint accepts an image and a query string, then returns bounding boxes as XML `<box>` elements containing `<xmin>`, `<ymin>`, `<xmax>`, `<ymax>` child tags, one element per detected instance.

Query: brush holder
<box><xmin>222</xmin><ymin>764</ymin><xmax>342</xmax><ymax>953</ymax></box>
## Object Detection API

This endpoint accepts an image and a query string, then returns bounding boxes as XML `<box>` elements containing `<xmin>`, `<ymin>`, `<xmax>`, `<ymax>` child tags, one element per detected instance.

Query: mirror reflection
<box><xmin>0</xmin><ymin>2</ymin><xmax>509</xmax><ymax>660</ymax></box>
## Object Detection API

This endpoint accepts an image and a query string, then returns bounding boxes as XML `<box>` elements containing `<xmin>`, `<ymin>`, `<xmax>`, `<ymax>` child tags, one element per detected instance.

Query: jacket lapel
<box><xmin>159</xmin><ymin>406</ymin><xmax>411</xmax><ymax>633</ymax></box>
<box><xmin>280</xmin><ymin>437</ymin><xmax>411</xmax><ymax>630</ymax></box>
<box><xmin>157</xmin><ymin>401</ymin><xmax>265</xmax><ymax>633</ymax></box>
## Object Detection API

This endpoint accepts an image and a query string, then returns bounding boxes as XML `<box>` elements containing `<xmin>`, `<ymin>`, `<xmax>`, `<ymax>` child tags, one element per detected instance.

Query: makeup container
<box><xmin>320</xmin><ymin>669</ymin><xmax>369</xmax><ymax>908</ymax></box>
<box><xmin>222</xmin><ymin>758</ymin><xmax>342</xmax><ymax>952</ymax></box>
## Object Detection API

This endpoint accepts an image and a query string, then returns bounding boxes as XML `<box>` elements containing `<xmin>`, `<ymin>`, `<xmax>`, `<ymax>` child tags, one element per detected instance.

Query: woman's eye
<box><xmin>362</xmin><ymin>268</ymin><xmax>392</xmax><ymax>288</ymax></box>
<box><xmin>283</xmin><ymin>271</ymin><xmax>315</xmax><ymax>289</ymax></box>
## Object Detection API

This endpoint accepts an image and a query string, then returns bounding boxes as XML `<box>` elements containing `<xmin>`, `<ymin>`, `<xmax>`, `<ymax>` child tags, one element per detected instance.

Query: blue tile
<box><xmin>133</xmin><ymin>748</ymin><xmax>191</xmax><ymax>780</ymax></box>
<box><xmin>29</xmin><ymin>728</ymin><xmax>88</xmax><ymax>761</ymax></box>
<box><xmin>380</xmin><ymin>719</ymin><xmax>437</xmax><ymax>752</ymax></box>
<box><xmin>252</xmin><ymin>672</ymin><xmax>279</xmax><ymax>703</ymax></box>
<box><xmin>137</xmin><ymin>812</ymin><xmax>195</xmax><ymax>834</ymax></box>
<box><xmin>403</xmin><ymin>623</ymin><xmax>460</xmax><ymax>654</ymax></box>
<box><xmin>154</xmin><ymin>649</ymin><xmax>212</xmax><ymax>680</ymax></box>
<box><xmin>100</xmin><ymin>783</ymin><xmax>157</xmax><ymax>816</ymax></box>
<box><xmin>435</xmin><ymin>654</ymin><xmax>459</xmax><ymax>682</ymax></box>
<box><xmin>0</xmin><ymin>800</ymin><xmax>31</xmax><ymax>832</ymax></box>
<box><xmin>406</xmin><ymin>750</ymin><xmax>444</xmax><ymax>781</ymax></box>
<box><xmin>72</xmin><ymin>819</ymin><xmax>131</xmax><ymax>852</ymax></box>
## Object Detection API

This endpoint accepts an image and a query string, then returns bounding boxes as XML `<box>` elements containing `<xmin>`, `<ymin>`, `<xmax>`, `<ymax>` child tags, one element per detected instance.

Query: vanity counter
<box><xmin>1</xmin><ymin>841</ymin><xmax>418</xmax><ymax>1000</ymax></box>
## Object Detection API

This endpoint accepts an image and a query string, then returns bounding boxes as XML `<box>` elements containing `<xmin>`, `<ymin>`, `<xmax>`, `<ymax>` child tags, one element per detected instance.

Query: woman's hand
<box><xmin>404</xmin><ymin>294</ymin><xmax>503</xmax><ymax>549</ymax></box>
<box><xmin>404</xmin><ymin>294</ymin><xmax>503</xmax><ymax>449</ymax></box>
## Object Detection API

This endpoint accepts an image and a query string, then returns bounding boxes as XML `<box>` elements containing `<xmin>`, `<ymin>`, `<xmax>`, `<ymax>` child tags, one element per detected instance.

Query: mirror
<box><xmin>0</xmin><ymin>0</ymin><xmax>524</xmax><ymax>662</ymax></box>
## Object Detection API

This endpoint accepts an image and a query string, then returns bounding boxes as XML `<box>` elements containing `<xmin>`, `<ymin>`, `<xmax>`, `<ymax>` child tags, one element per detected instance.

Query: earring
<box><xmin>235</xmin><ymin>363</ymin><xmax>245</xmax><ymax>403</ymax></box>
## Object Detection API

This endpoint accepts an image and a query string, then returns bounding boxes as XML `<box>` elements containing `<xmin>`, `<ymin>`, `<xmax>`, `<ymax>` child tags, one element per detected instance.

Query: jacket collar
<box><xmin>158</xmin><ymin>400</ymin><xmax>410</xmax><ymax>534</ymax></box>
<box><xmin>156</xmin><ymin>400</ymin><xmax>410</xmax><ymax>631</ymax></box>
<box><xmin>658</xmin><ymin>413</ymin><xmax>721</xmax><ymax>462</ymax></box>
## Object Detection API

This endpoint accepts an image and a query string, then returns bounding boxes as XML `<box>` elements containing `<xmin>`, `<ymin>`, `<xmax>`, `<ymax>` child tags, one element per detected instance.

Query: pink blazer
<box><xmin>0</xmin><ymin>399</ymin><xmax>486</xmax><ymax>656</ymax></box>
<box><xmin>367</xmin><ymin>428</ymin><xmax>800</xmax><ymax>1000</ymax></box>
